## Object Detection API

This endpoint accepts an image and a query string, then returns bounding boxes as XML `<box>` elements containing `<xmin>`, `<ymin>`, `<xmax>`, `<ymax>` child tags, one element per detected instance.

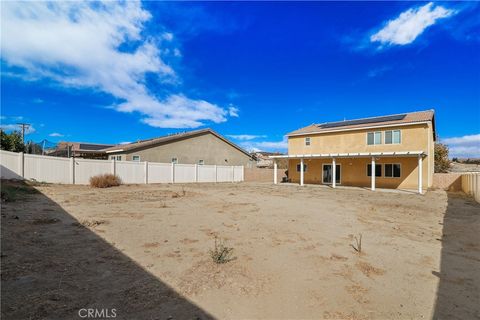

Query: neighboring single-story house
<box><xmin>103</xmin><ymin>128</ymin><xmax>256</xmax><ymax>167</ymax></box>
<box><xmin>48</xmin><ymin>141</ymin><xmax>114</xmax><ymax>159</ymax></box>
<box><xmin>270</xmin><ymin>110</ymin><xmax>436</xmax><ymax>193</ymax></box>
<box><xmin>254</xmin><ymin>151</ymin><xmax>285</xmax><ymax>168</ymax></box>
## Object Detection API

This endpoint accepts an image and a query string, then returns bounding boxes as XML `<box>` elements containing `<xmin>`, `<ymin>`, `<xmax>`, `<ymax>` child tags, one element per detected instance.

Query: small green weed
<box><xmin>210</xmin><ymin>236</ymin><xmax>235</xmax><ymax>264</ymax></box>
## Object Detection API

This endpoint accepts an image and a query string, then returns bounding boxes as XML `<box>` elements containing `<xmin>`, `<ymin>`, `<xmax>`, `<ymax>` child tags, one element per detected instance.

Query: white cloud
<box><xmin>1</xmin><ymin>1</ymin><xmax>236</xmax><ymax>129</ymax></box>
<box><xmin>371</xmin><ymin>2</ymin><xmax>455</xmax><ymax>46</ymax></box>
<box><xmin>49</xmin><ymin>132</ymin><xmax>64</xmax><ymax>137</ymax></box>
<box><xmin>240</xmin><ymin>137</ymin><xmax>288</xmax><ymax>152</ymax></box>
<box><xmin>228</xmin><ymin>105</ymin><xmax>239</xmax><ymax>118</ymax></box>
<box><xmin>442</xmin><ymin>134</ymin><xmax>480</xmax><ymax>158</ymax></box>
<box><xmin>227</xmin><ymin>134</ymin><xmax>267</xmax><ymax>141</ymax></box>
<box><xmin>137</xmin><ymin>94</ymin><xmax>229</xmax><ymax>128</ymax></box>
<box><xmin>162</xmin><ymin>32</ymin><xmax>174</xmax><ymax>41</ymax></box>
<box><xmin>0</xmin><ymin>124</ymin><xmax>35</xmax><ymax>134</ymax></box>
<box><xmin>0</xmin><ymin>115</ymin><xmax>23</xmax><ymax>122</ymax></box>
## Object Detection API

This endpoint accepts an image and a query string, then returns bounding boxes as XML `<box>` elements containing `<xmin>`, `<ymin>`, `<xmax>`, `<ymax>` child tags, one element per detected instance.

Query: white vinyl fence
<box><xmin>0</xmin><ymin>150</ymin><xmax>244</xmax><ymax>185</ymax></box>
<box><xmin>462</xmin><ymin>173</ymin><xmax>480</xmax><ymax>203</ymax></box>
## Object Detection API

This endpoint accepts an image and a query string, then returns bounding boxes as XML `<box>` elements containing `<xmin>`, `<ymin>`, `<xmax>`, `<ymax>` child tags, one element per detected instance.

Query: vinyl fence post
<box><xmin>19</xmin><ymin>152</ymin><xmax>25</xmax><ymax>179</ymax></box>
<box><xmin>70</xmin><ymin>157</ymin><xmax>75</xmax><ymax>184</ymax></box>
<box><xmin>214</xmin><ymin>165</ymin><xmax>218</xmax><ymax>183</ymax></box>
<box><xmin>232</xmin><ymin>166</ymin><xmax>235</xmax><ymax>183</ymax></box>
<box><xmin>144</xmin><ymin>161</ymin><xmax>149</xmax><ymax>184</ymax></box>
<box><xmin>171</xmin><ymin>163</ymin><xmax>175</xmax><ymax>183</ymax></box>
<box><xmin>194</xmin><ymin>164</ymin><xmax>198</xmax><ymax>183</ymax></box>
<box><xmin>111</xmin><ymin>158</ymin><xmax>116</xmax><ymax>176</ymax></box>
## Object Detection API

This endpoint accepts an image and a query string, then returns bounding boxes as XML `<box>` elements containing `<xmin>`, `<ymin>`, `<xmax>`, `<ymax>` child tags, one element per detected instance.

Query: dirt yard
<box><xmin>1</xmin><ymin>181</ymin><xmax>479</xmax><ymax>319</ymax></box>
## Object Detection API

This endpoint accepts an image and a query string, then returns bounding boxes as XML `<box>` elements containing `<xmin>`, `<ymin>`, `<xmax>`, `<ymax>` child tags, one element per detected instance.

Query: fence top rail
<box><xmin>25</xmin><ymin>153</ymin><xmax>71</xmax><ymax>161</ymax></box>
<box><xmin>74</xmin><ymin>158</ymin><xmax>112</xmax><ymax>163</ymax></box>
<box><xmin>148</xmin><ymin>162</ymin><xmax>172</xmax><ymax>167</ymax></box>
<box><xmin>0</xmin><ymin>150</ymin><xmax>21</xmax><ymax>156</ymax></box>
<box><xmin>174</xmin><ymin>163</ymin><xmax>196</xmax><ymax>168</ymax></box>
<box><xmin>116</xmin><ymin>161</ymin><xmax>145</xmax><ymax>166</ymax></box>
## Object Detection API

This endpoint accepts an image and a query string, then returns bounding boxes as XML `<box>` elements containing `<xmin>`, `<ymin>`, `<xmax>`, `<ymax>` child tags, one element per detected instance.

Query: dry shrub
<box><xmin>89</xmin><ymin>174</ymin><xmax>121</xmax><ymax>188</ymax></box>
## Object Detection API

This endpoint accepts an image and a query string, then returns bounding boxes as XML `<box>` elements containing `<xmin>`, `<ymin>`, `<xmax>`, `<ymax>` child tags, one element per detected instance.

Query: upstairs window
<box><xmin>385</xmin><ymin>130</ymin><xmax>401</xmax><ymax>144</ymax></box>
<box><xmin>367</xmin><ymin>164</ymin><xmax>382</xmax><ymax>177</ymax></box>
<box><xmin>367</xmin><ymin>132</ymin><xmax>382</xmax><ymax>145</ymax></box>
<box><xmin>305</xmin><ymin>137</ymin><xmax>311</xmax><ymax>146</ymax></box>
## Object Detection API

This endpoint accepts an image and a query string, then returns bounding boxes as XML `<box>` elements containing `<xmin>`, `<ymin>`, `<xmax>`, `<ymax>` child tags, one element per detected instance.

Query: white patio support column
<box><xmin>371</xmin><ymin>157</ymin><xmax>375</xmax><ymax>191</ymax></box>
<box><xmin>418</xmin><ymin>155</ymin><xmax>423</xmax><ymax>194</ymax></box>
<box><xmin>300</xmin><ymin>158</ymin><xmax>304</xmax><ymax>186</ymax></box>
<box><xmin>273</xmin><ymin>160</ymin><xmax>278</xmax><ymax>184</ymax></box>
<box><xmin>332</xmin><ymin>157</ymin><xmax>336</xmax><ymax>188</ymax></box>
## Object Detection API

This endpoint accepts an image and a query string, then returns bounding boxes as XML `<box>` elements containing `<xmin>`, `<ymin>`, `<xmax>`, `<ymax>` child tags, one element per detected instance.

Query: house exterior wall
<box><xmin>108</xmin><ymin>133</ymin><xmax>254</xmax><ymax>167</ymax></box>
<box><xmin>286</xmin><ymin>122</ymin><xmax>434</xmax><ymax>189</ymax></box>
<box><xmin>288</xmin><ymin>157</ymin><xmax>424</xmax><ymax>190</ymax></box>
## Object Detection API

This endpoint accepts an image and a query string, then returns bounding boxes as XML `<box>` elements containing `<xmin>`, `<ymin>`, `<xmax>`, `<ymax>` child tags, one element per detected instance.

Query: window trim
<box><xmin>367</xmin><ymin>131</ymin><xmax>382</xmax><ymax>145</ymax></box>
<box><xmin>132</xmin><ymin>155</ymin><xmax>141</xmax><ymax>162</ymax></box>
<box><xmin>385</xmin><ymin>130</ymin><xmax>401</xmax><ymax>145</ymax></box>
<box><xmin>384</xmin><ymin>163</ymin><xmax>402</xmax><ymax>178</ymax></box>
<box><xmin>366</xmin><ymin>163</ymin><xmax>382</xmax><ymax>177</ymax></box>
<box><xmin>305</xmin><ymin>137</ymin><xmax>311</xmax><ymax>146</ymax></box>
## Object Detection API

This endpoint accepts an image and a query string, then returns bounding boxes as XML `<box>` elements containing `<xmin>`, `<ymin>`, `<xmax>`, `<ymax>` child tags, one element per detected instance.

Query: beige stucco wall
<box><xmin>287</xmin><ymin>122</ymin><xmax>434</xmax><ymax>188</ymax></box>
<box><xmin>109</xmin><ymin>133</ymin><xmax>254</xmax><ymax>167</ymax></box>
<box><xmin>288</xmin><ymin>157</ymin><xmax>427</xmax><ymax>190</ymax></box>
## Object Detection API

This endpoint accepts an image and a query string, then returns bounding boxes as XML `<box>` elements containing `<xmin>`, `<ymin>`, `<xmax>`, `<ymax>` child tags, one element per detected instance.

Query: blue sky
<box><xmin>1</xmin><ymin>1</ymin><xmax>479</xmax><ymax>157</ymax></box>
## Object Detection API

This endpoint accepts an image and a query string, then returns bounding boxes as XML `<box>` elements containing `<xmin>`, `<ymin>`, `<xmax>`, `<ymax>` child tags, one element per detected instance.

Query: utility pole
<box><xmin>17</xmin><ymin>123</ymin><xmax>31</xmax><ymax>144</ymax></box>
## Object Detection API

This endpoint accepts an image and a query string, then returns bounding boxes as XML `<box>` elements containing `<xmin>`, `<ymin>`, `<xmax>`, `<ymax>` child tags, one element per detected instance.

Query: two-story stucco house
<box><xmin>270</xmin><ymin>110</ymin><xmax>436</xmax><ymax>193</ymax></box>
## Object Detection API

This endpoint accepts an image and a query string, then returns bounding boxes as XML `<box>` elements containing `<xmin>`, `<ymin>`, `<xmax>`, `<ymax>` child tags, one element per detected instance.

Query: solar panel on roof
<box><xmin>79</xmin><ymin>143</ymin><xmax>113</xmax><ymax>151</ymax></box>
<box><xmin>319</xmin><ymin>114</ymin><xmax>406</xmax><ymax>129</ymax></box>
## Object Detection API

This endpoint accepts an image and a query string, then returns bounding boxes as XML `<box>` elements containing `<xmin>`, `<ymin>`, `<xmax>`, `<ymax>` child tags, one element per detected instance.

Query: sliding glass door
<box><xmin>322</xmin><ymin>164</ymin><xmax>341</xmax><ymax>184</ymax></box>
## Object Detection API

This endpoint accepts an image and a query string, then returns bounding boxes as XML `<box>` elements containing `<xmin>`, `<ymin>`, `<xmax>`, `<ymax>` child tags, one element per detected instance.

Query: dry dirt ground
<box><xmin>1</xmin><ymin>181</ymin><xmax>479</xmax><ymax>320</ymax></box>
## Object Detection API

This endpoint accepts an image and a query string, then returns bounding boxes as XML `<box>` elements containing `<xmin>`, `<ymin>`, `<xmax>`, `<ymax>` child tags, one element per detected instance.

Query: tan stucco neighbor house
<box><xmin>104</xmin><ymin>129</ymin><xmax>255</xmax><ymax>167</ymax></box>
<box><xmin>270</xmin><ymin>110</ymin><xmax>436</xmax><ymax>193</ymax></box>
